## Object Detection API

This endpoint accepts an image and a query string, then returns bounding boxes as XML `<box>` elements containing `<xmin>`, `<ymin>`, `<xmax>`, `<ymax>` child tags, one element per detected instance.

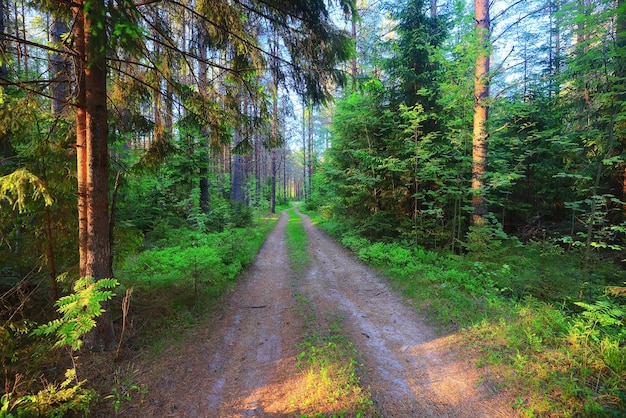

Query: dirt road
<box><xmin>127</xmin><ymin>210</ymin><xmax>515</xmax><ymax>417</ymax></box>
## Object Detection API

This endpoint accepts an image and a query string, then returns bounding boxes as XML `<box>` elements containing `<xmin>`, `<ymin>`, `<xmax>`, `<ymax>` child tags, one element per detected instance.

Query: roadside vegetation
<box><xmin>302</xmin><ymin>208</ymin><xmax>626</xmax><ymax>416</ymax></box>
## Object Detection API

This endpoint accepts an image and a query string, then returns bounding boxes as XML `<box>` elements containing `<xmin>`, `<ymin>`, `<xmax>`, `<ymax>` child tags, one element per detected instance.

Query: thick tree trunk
<box><xmin>76</xmin><ymin>0</ymin><xmax>115</xmax><ymax>351</ymax></box>
<box><xmin>46</xmin><ymin>13</ymin><xmax>71</xmax><ymax>303</ymax></box>
<box><xmin>471</xmin><ymin>0</ymin><xmax>490</xmax><ymax>226</ymax></box>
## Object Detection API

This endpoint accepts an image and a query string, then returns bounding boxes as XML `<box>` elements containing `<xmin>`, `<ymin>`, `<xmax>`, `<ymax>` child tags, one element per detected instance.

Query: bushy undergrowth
<box><xmin>308</xmin><ymin>212</ymin><xmax>626</xmax><ymax>416</ymax></box>
<box><xmin>116</xmin><ymin>218</ymin><xmax>276</xmax><ymax>344</ymax></box>
<box><xmin>0</xmin><ymin>213</ymin><xmax>278</xmax><ymax>417</ymax></box>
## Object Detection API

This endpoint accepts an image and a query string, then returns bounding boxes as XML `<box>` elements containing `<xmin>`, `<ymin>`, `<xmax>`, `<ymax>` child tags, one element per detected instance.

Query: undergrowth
<box><xmin>305</xmin><ymin>210</ymin><xmax>626</xmax><ymax>417</ymax></box>
<box><xmin>116</xmin><ymin>216</ymin><xmax>276</xmax><ymax>348</ymax></box>
<box><xmin>79</xmin><ymin>213</ymin><xmax>276</xmax><ymax>416</ymax></box>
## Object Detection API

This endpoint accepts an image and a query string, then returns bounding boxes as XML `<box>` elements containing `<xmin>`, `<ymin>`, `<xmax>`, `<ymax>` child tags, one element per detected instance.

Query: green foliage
<box><xmin>309</xmin><ymin>207</ymin><xmax>626</xmax><ymax>415</ymax></box>
<box><xmin>573</xmin><ymin>299</ymin><xmax>625</xmax><ymax>341</ymax></box>
<box><xmin>32</xmin><ymin>277</ymin><xmax>119</xmax><ymax>351</ymax></box>
<box><xmin>122</xmin><ymin>228</ymin><xmax>263</xmax><ymax>290</ymax></box>
<box><xmin>323</xmin><ymin>82</ymin><xmax>416</xmax><ymax>240</ymax></box>
<box><xmin>1</xmin><ymin>369</ymin><xmax>95</xmax><ymax>418</ymax></box>
<box><xmin>2</xmin><ymin>278</ymin><xmax>117</xmax><ymax>417</ymax></box>
<box><xmin>104</xmin><ymin>365</ymin><xmax>147</xmax><ymax>415</ymax></box>
<box><xmin>0</xmin><ymin>169</ymin><xmax>53</xmax><ymax>213</ymax></box>
<box><xmin>115</xmin><ymin>217</ymin><xmax>276</xmax><ymax>349</ymax></box>
<box><xmin>293</xmin><ymin>298</ymin><xmax>377</xmax><ymax>416</ymax></box>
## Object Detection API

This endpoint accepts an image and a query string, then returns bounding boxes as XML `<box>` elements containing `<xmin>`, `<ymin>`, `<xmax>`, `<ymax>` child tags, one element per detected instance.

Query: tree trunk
<box><xmin>0</xmin><ymin>0</ymin><xmax>7</xmax><ymax>82</ymax></box>
<box><xmin>254</xmin><ymin>134</ymin><xmax>261</xmax><ymax>207</ymax></box>
<box><xmin>44</xmin><ymin>12</ymin><xmax>70</xmax><ymax>303</ymax></box>
<box><xmin>270</xmin><ymin>96</ymin><xmax>278</xmax><ymax>213</ymax></box>
<box><xmin>307</xmin><ymin>106</ymin><xmax>313</xmax><ymax>198</ymax></box>
<box><xmin>471</xmin><ymin>0</ymin><xmax>490</xmax><ymax>226</ymax></box>
<box><xmin>269</xmin><ymin>38</ymin><xmax>278</xmax><ymax>213</ymax></box>
<box><xmin>73</xmin><ymin>4</ymin><xmax>88</xmax><ymax>277</ymax></box>
<box><xmin>231</xmin><ymin>130</ymin><xmax>246</xmax><ymax>203</ymax></box>
<box><xmin>270</xmin><ymin>149</ymin><xmax>277</xmax><ymax>213</ymax></box>
<box><xmin>302</xmin><ymin>103</ymin><xmax>307</xmax><ymax>200</ymax></box>
<box><xmin>351</xmin><ymin>16</ymin><xmax>358</xmax><ymax>78</ymax></box>
<box><xmin>76</xmin><ymin>0</ymin><xmax>115</xmax><ymax>351</ymax></box>
<box><xmin>198</xmin><ymin>35</ymin><xmax>210</xmax><ymax>214</ymax></box>
<box><xmin>616</xmin><ymin>0</ymin><xmax>626</xmax><ymax>211</ymax></box>
<box><xmin>50</xmin><ymin>15</ymin><xmax>70</xmax><ymax>115</ymax></box>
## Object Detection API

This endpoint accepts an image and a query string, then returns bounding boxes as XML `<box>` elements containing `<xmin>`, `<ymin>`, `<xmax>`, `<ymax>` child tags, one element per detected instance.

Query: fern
<box><xmin>575</xmin><ymin>300</ymin><xmax>624</xmax><ymax>327</ymax></box>
<box><xmin>32</xmin><ymin>277</ymin><xmax>119</xmax><ymax>350</ymax></box>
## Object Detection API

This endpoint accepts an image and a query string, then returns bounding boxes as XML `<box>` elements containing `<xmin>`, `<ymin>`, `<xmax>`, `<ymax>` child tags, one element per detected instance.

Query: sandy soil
<box><xmin>120</xmin><ymin>209</ymin><xmax>517</xmax><ymax>417</ymax></box>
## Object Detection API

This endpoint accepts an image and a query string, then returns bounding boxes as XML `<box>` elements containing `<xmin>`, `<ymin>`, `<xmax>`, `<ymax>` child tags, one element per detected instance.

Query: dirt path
<box><xmin>126</xmin><ymin>210</ymin><xmax>515</xmax><ymax>417</ymax></box>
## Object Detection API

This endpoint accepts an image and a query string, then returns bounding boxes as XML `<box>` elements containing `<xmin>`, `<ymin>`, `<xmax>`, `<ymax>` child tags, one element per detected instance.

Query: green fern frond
<box><xmin>32</xmin><ymin>277</ymin><xmax>119</xmax><ymax>351</ymax></box>
<box><xmin>575</xmin><ymin>300</ymin><xmax>625</xmax><ymax>327</ymax></box>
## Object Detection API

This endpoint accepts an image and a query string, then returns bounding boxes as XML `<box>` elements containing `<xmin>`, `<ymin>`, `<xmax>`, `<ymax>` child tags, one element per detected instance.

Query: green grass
<box><xmin>285</xmin><ymin>209</ymin><xmax>308</xmax><ymax>277</ymax></box>
<box><xmin>303</xmin><ymin>209</ymin><xmax>626</xmax><ymax>417</ymax></box>
<box><xmin>292</xmin><ymin>293</ymin><xmax>377</xmax><ymax>417</ymax></box>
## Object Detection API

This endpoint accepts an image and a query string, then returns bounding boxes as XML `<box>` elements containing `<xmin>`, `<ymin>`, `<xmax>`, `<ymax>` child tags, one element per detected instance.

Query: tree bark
<box><xmin>50</xmin><ymin>15</ymin><xmax>70</xmax><ymax>115</ymax></box>
<box><xmin>231</xmin><ymin>130</ymin><xmax>246</xmax><ymax>203</ymax></box>
<box><xmin>73</xmin><ymin>4</ymin><xmax>88</xmax><ymax>277</ymax></box>
<box><xmin>198</xmin><ymin>31</ymin><xmax>210</xmax><ymax>214</ymax></box>
<box><xmin>307</xmin><ymin>105</ymin><xmax>313</xmax><ymax>198</ymax></box>
<box><xmin>471</xmin><ymin>0</ymin><xmax>490</xmax><ymax>226</ymax></box>
<box><xmin>76</xmin><ymin>0</ymin><xmax>115</xmax><ymax>351</ymax></box>
<box><xmin>0</xmin><ymin>0</ymin><xmax>7</xmax><ymax>83</ymax></box>
<box><xmin>302</xmin><ymin>102</ymin><xmax>307</xmax><ymax>200</ymax></box>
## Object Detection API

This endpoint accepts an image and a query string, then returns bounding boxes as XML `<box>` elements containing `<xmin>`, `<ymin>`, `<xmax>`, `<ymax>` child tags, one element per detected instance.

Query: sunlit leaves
<box><xmin>0</xmin><ymin>168</ymin><xmax>53</xmax><ymax>213</ymax></box>
<box><xmin>32</xmin><ymin>277</ymin><xmax>119</xmax><ymax>351</ymax></box>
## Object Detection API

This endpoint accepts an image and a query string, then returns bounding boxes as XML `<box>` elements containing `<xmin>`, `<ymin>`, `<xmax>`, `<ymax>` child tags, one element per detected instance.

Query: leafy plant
<box><xmin>1</xmin><ymin>278</ymin><xmax>118</xmax><ymax>416</ymax></box>
<box><xmin>32</xmin><ymin>277</ymin><xmax>119</xmax><ymax>350</ymax></box>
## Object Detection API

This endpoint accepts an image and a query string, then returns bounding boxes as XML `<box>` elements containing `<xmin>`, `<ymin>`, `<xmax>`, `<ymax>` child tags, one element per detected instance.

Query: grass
<box><xmin>284</xmin><ymin>208</ymin><xmax>378</xmax><ymax>417</ymax></box>
<box><xmin>285</xmin><ymin>209</ymin><xmax>309</xmax><ymax>278</ymax></box>
<box><xmin>291</xmin><ymin>291</ymin><xmax>377</xmax><ymax>418</ymax></box>
<box><xmin>303</xmin><ymin>209</ymin><xmax>626</xmax><ymax>417</ymax></box>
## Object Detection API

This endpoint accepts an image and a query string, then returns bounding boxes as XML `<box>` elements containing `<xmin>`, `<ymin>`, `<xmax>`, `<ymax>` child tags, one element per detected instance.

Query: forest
<box><xmin>0</xmin><ymin>0</ymin><xmax>625</xmax><ymax>416</ymax></box>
